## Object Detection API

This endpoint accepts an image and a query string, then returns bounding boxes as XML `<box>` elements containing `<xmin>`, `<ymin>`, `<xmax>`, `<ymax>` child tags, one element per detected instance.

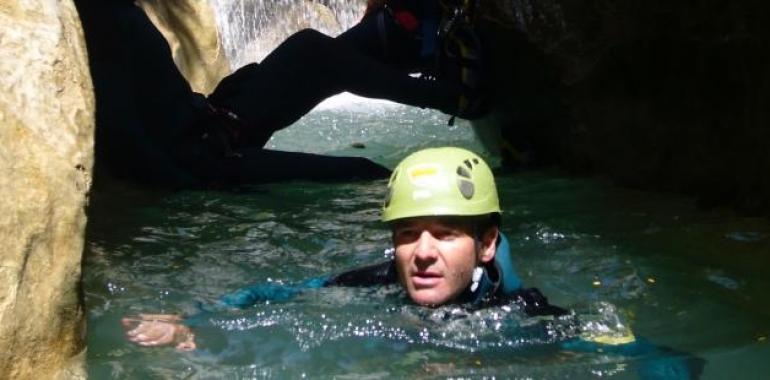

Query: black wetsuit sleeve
<box><xmin>324</xmin><ymin>260</ymin><xmax>398</xmax><ymax>287</ymax></box>
<box><xmin>510</xmin><ymin>287</ymin><xmax>570</xmax><ymax>317</ymax></box>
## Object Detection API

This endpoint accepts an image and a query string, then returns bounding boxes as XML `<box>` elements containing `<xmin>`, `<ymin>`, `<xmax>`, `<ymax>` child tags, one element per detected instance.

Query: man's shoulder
<box><xmin>496</xmin><ymin>287</ymin><xmax>570</xmax><ymax>318</ymax></box>
<box><xmin>325</xmin><ymin>260</ymin><xmax>397</xmax><ymax>287</ymax></box>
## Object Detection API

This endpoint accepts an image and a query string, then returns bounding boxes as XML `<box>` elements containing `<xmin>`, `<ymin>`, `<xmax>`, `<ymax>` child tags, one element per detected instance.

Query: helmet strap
<box><xmin>470</xmin><ymin>266</ymin><xmax>484</xmax><ymax>292</ymax></box>
<box><xmin>470</xmin><ymin>222</ymin><xmax>484</xmax><ymax>292</ymax></box>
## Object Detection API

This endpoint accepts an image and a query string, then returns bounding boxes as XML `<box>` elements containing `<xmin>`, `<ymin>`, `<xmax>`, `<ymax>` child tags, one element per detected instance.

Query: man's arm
<box><xmin>121</xmin><ymin>261</ymin><xmax>395</xmax><ymax>350</ymax></box>
<box><xmin>122</xmin><ymin>314</ymin><xmax>197</xmax><ymax>351</ymax></box>
<box><xmin>216</xmin><ymin>277</ymin><xmax>328</xmax><ymax>308</ymax></box>
<box><xmin>121</xmin><ymin>277</ymin><xmax>328</xmax><ymax>350</ymax></box>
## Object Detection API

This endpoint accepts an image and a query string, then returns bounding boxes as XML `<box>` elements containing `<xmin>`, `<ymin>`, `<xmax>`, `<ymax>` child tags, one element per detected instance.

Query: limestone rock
<box><xmin>214</xmin><ymin>0</ymin><xmax>352</xmax><ymax>67</ymax></box>
<box><xmin>138</xmin><ymin>0</ymin><xmax>231</xmax><ymax>94</ymax></box>
<box><xmin>0</xmin><ymin>1</ymin><xmax>94</xmax><ymax>378</ymax></box>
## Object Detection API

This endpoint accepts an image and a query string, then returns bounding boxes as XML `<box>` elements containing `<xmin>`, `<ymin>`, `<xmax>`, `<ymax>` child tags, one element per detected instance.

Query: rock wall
<box><xmin>138</xmin><ymin>0</ymin><xmax>230</xmax><ymax>94</ymax></box>
<box><xmin>483</xmin><ymin>1</ymin><xmax>769</xmax><ymax>213</ymax></box>
<box><xmin>0</xmin><ymin>1</ymin><xmax>94</xmax><ymax>379</ymax></box>
<box><xmin>213</xmin><ymin>0</ymin><xmax>350</xmax><ymax>66</ymax></box>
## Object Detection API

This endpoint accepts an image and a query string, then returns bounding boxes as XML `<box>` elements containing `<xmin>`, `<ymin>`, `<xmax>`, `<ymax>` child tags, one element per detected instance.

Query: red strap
<box><xmin>394</xmin><ymin>10</ymin><xmax>419</xmax><ymax>32</ymax></box>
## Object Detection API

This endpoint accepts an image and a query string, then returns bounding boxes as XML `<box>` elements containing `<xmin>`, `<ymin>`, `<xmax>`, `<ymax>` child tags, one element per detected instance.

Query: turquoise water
<box><xmin>85</xmin><ymin>99</ymin><xmax>770</xmax><ymax>378</ymax></box>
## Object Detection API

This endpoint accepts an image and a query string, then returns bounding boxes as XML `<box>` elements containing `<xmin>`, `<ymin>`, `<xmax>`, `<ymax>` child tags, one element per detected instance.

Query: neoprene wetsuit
<box><xmin>189</xmin><ymin>233</ymin><xmax>702</xmax><ymax>379</ymax></box>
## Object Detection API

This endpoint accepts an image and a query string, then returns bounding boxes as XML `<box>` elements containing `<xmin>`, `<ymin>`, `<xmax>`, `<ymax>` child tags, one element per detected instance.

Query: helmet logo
<box><xmin>407</xmin><ymin>164</ymin><xmax>441</xmax><ymax>187</ymax></box>
<box><xmin>407</xmin><ymin>164</ymin><xmax>442</xmax><ymax>201</ymax></box>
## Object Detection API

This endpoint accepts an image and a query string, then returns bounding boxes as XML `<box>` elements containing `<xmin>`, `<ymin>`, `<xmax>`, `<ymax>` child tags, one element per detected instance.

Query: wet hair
<box><xmin>474</xmin><ymin>212</ymin><xmax>501</xmax><ymax>231</ymax></box>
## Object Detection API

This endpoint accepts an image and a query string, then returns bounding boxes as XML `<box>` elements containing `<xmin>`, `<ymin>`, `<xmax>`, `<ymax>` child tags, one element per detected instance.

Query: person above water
<box><xmin>122</xmin><ymin>147</ymin><xmax>703</xmax><ymax>379</ymax></box>
<box><xmin>74</xmin><ymin>0</ymin><xmax>489</xmax><ymax>188</ymax></box>
<box><xmin>337</xmin><ymin>0</ymin><xmax>489</xmax><ymax>123</ymax></box>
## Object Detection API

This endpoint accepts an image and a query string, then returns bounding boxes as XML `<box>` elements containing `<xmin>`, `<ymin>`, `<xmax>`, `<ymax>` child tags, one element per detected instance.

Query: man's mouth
<box><xmin>411</xmin><ymin>271</ymin><xmax>442</xmax><ymax>288</ymax></box>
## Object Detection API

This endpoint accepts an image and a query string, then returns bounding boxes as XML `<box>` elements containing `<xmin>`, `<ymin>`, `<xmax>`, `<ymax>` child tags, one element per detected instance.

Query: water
<box><xmin>84</xmin><ymin>99</ymin><xmax>770</xmax><ymax>378</ymax></box>
<box><xmin>85</xmin><ymin>2</ymin><xmax>770</xmax><ymax>376</ymax></box>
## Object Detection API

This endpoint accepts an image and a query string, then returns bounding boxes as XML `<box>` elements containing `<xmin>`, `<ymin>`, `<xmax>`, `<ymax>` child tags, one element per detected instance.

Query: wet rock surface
<box><xmin>484</xmin><ymin>1</ymin><xmax>769</xmax><ymax>213</ymax></box>
<box><xmin>0</xmin><ymin>1</ymin><xmax>94</xmax><ymax>378</ymax></box>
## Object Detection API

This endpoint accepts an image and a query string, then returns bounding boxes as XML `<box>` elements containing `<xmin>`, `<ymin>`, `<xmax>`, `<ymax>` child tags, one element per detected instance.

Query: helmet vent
<box><xmin>456</xmin><ymin>166</ymin><xmax>471</xmax><ymax>178</ymax></box>
<box><xmin>463</xmin><ymin>159</ymin><xmax>473</xmax><ymax>169</ymax></box>
<box><xmin>388</xmin><ymin>170</ymin><xmax>398</xmax><ymax>186</ymax></box>
<box><xmin>383</xmin><ymin>188</ymin><xmax>392</xmax><ymax>207</ymax></box>
<box><xmin>458</xmin><ymin>179</ymin><xmax>475</xmax><ymax>199</ymax></box>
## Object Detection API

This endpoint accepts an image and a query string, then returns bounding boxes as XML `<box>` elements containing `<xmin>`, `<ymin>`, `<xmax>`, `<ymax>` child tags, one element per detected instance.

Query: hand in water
<box><xmin>122</xmin><ymin>314</ymin><xmax>196</xmax><ymax>351</ymax></box>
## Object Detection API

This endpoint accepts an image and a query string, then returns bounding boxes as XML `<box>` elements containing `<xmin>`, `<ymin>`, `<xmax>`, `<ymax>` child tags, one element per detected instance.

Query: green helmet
<box><xmin>382</xmin><ymin>147</ymin><xmax>500</xmax><ymax>222</ymax></box>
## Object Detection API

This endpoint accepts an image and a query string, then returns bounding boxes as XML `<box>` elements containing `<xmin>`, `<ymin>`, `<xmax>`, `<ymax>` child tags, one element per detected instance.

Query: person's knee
<box><xmin>280</xmin><ymin>28</ymin><xmax>339</xmax><ymax>70</ymax></box>
<box><xmin>286</xmin><ymin>28</ymin><xmax>331</xmax><ymax>47</ymax></box>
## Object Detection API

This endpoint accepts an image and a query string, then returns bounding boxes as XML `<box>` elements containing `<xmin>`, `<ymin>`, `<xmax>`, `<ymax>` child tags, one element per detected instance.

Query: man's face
<box><xmin>392</xmin><ymin>217</ymin><xmax>497</xmax><ymax>306</ymax></box>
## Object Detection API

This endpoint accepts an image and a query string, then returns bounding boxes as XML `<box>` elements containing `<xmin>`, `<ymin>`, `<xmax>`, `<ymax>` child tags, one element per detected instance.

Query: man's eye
<box><xmin>433</xmin><ymin>229</ymin><xmax>458</xmax><ymax>240</ymax></box>
<box><xmin>395</xmin><ymin>229</ymin><xmax>417</xmax><ymax>240</ymax></box>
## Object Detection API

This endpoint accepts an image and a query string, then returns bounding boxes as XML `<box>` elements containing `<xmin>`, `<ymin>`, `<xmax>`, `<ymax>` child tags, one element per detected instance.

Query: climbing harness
<box><xmin>434</xmin><ymin>0</ymin><xmax>487</xmax><ymax>124</ymax></box>
<box><xmin>191</xmin><ymin>93</ymin><xmax>245</xmax><ymax>159</ymax></box>
<box><xmin>204</xmin><ymin>102</ymin><xmax>245</xmax><ymax>158</ymax></box>
<box><xmin>368</xmin><ymin>0</ymin><xmax>489</xmax><ymax>124</ymax></box>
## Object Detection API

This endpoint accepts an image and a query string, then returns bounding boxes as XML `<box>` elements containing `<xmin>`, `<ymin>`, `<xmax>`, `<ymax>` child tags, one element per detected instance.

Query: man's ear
<box><xmin>479</xmin><ymin>226</ymin><xmax>499</xmax><ymax>264</ymax></box>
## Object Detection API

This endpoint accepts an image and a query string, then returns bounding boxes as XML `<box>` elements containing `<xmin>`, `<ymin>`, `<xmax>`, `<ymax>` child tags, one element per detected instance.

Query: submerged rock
<box><xmin>0</xmin><ymin>1</ymin><xmax>94</xmax><ymax>378</ymax></box>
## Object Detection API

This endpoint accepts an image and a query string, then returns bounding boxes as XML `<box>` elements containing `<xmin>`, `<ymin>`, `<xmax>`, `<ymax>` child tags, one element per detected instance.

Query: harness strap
<box><xmin>377</xmin><ymin>7</ymin><xmax>390</xmax><ymax>58</ymax></box>
<box><xmin>204</xmin><ymin>102</ymin><xmax>245</xmax><ymax>159</ymax></box>
<box><xmin>191</xmin><ymin>93</ymin><xmax>245</xmax><ymax>159</ymax></box>
<box><xmin>433</xmin><ymin>0</ymin><xmax>487</xmax><ymax>123</ymax></box>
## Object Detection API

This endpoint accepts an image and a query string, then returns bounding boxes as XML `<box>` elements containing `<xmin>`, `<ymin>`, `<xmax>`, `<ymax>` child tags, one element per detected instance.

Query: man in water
<box><xmin>122</xmin><ymin>147</ymin><xmax>702</xmax><ymax>379</ymax></box>
<box><xmin>337</xmin><ymin>0</ymin><xmax>489</xmax><ymax>122</ymax></box>
<box><xmin>124</xmin><ymin>147</ymin><xmax>562</xmax><ymax>347</ymax></box>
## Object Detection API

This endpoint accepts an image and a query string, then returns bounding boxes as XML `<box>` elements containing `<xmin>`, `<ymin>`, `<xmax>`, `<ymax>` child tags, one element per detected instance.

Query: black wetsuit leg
<box><xmin>76</xmin><ymin>0</ymin><xmax>390</xmax><ymax>187</ymax></box>
<box><xmin>75</xmin><ymin>0</ymin><xmax>202</xmax><ymax>186</ymax></box>
<box><xmin>189</xmin><ymin>148</ymin><xmax>391</xmax><ymax>186</ymax></box>
<box><xmin>208</xmin><ymin>29</ymin><xmax>463</xmax><ymax>141</ymax></box>
<box><xmin>338</xmin><ymin>2</ymin><xmax>488</xmax><ymax>121</ymax></box>
<box><xmin>336</xmin><ymin>9</ymin><xmax>424</xmax><ymax>71</ymax></box>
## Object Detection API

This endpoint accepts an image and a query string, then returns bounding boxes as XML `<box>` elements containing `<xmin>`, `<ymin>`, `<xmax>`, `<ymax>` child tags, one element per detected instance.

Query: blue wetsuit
<box><xmin>215</xmin><ymin>235</ymin><xmax>556</xmax><ymax>314</ymax></box>
<box><xmin>189</xmin><ymin>234</ymin><xmax>703</xmax><ymax>379</ymax></box>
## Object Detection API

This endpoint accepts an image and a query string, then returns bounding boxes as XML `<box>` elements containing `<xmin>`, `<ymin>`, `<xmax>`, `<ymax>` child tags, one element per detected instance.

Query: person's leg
<box><xmin>182</xmin><ymin>146</ymin><xmax>390</xmax><ymax>186</ymax></box>
<box><xmin>75</xmin><ymin>0</ymin><xmax>204</xmax><ymax>186</ymax></box>
<box><xmin>339</xmin><ymin>1</ymin><xmax>490</xmax><ymax>121</ymax></box>
<box><xmin>76</xmin><ymin>0</ymin><xmax>385</xmax><ymax>187</ymax></box>
<box><xmin>208</xmin><ymin>29</ymin><xmax>463</xmax><ymax>142</ymax></box>
<box><xmin>335</xmin><ymin>9</ymin><xmax>423</xmax><ymax>72</ymax></box>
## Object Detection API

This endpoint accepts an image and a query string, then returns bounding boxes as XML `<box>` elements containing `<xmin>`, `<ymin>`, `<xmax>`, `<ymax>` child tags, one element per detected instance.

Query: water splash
<box><xmin>210</xmin><ymin>0</ymin><xmax>367</xmax><ymax>68</ymax></box>
<box><xmin>201</xmin><ymin>286</ymin><xmax>584</xmax><ymax>354</ymax></box>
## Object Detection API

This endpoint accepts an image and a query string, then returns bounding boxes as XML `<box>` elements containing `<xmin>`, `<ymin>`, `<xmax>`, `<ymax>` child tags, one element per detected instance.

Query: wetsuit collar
<box><xmin>456</xmin><ymin>259</ymin><xmax>500</xmax><ymax>306</ymax></box>
<box><xmin>457</xmin><ymin>233</ymin><xmax>522</xmax><ymax>306</ymax></box>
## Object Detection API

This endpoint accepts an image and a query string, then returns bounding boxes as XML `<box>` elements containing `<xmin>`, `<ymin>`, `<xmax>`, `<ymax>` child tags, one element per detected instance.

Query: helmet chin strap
<box><xmin>470</xmin><ymin>223</ymin><xmax>484</xmax><ymax>292</ymax></box>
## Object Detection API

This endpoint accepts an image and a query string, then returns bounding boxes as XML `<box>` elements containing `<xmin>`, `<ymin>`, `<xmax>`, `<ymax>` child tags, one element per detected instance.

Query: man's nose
<box><xmin>413</xmin><ymin>230</ymin><xmax>438</xmax><ymax>261</ymax></box>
